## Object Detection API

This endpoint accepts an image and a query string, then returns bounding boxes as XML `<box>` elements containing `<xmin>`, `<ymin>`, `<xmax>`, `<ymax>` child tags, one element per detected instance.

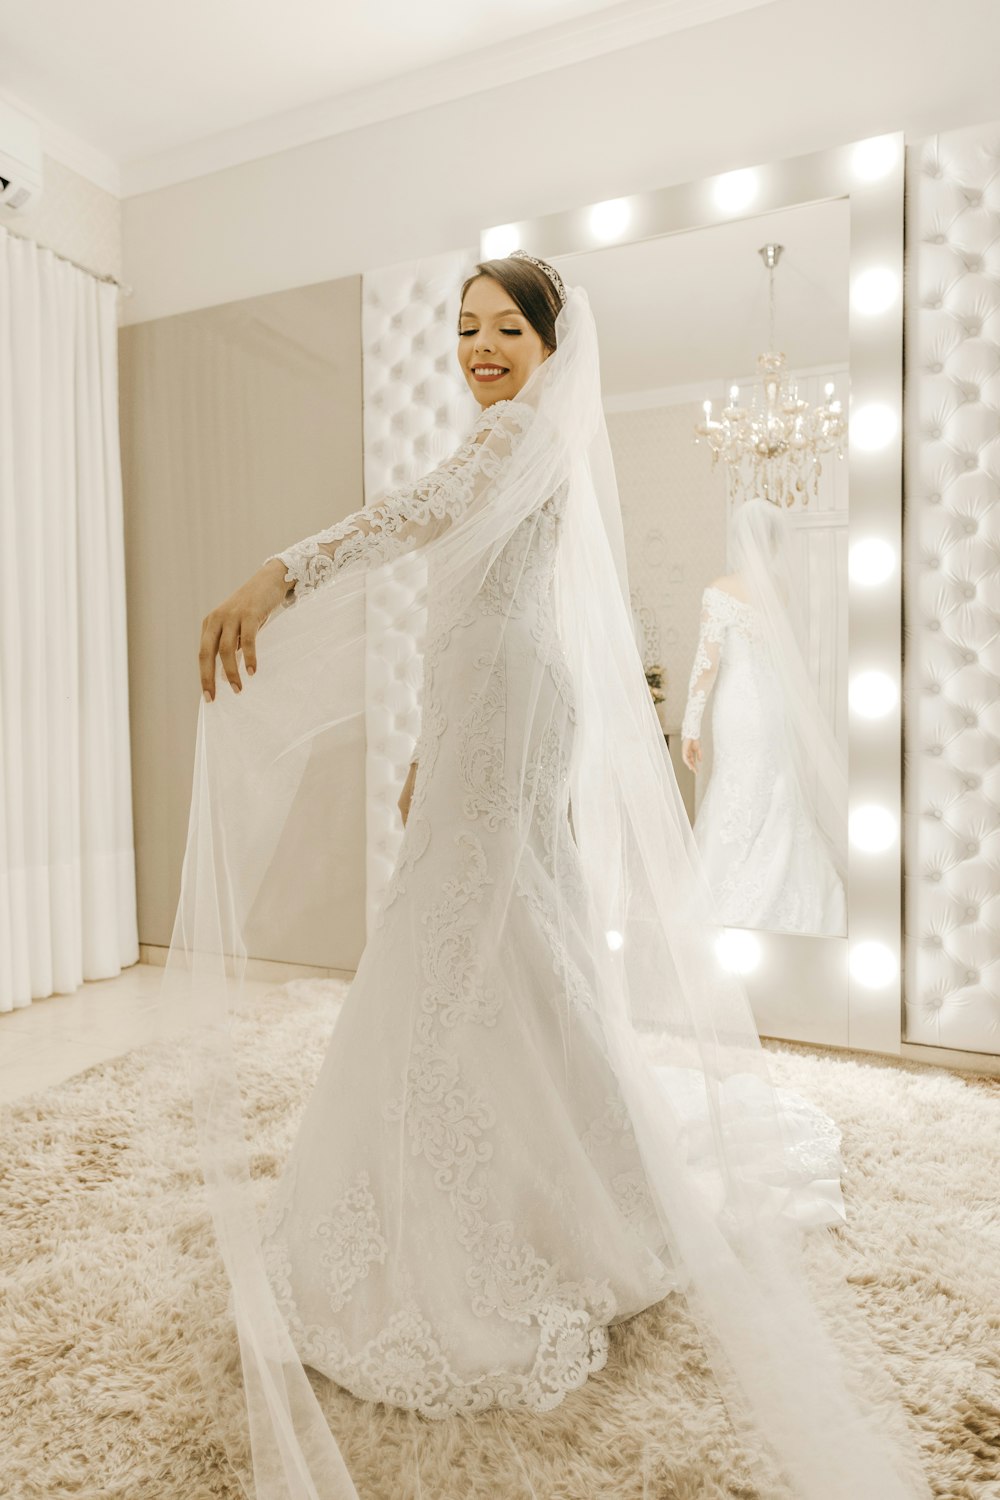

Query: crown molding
<box><xmin>0</xmin><ymin>86</ymin><xmax>121</xmax><ymax>197</ymax></box>
<box><xmin>122</xmin><ymin>0</ymin><xmax>776</xmax><ymax>197</ymax></box>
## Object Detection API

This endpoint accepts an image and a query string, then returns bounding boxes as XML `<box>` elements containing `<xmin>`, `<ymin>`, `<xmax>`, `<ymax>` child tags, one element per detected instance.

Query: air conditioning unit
<box><xmin>0</xmin><ymin>96</ymin><xmax>43</xmax><ymax>213</ymax></box>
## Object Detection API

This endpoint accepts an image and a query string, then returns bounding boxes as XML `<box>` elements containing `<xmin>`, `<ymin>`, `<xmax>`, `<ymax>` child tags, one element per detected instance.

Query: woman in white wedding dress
<box><xmin>180</xmin><ymin>254</ymin><xmax>930</xmax><ymax>1499</ymax></box>
<box><xmin>243</xmin><ymin>266</ymin><xmax>847</xmax><ymax>1415</ymax></box>
<box><xmin>681</xmin><ymin>500</ymin><xmax>847</xmax><ymax>937</ymax></box>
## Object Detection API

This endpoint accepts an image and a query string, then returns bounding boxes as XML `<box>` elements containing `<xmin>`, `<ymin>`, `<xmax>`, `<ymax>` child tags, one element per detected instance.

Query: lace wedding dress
<box><xmin>682</xmin><ymin>585</ymin><xmax>847</xmax><ymax>936</ymax></box>
<box><xmin>255</xmin><ymin>402</ymin><xmax>847</xmax><ymax>1419</ymax></box>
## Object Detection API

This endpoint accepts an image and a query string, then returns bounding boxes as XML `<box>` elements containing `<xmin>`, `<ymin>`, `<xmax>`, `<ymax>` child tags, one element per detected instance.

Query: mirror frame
<box><xmin>483</xmin><ymin>133</ymin><xmax>905</xmax><ymax>1055</ymax></box>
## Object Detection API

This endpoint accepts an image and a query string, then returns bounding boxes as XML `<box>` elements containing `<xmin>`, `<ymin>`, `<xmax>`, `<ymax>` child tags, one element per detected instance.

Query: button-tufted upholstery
<box><xmin>904</xmin><ymin>121</ymin><xmax>1000</xmax><ymax>1054</ymax></box>
<box><xmin>361</xmin><ymin>250</ymin><xmax>481</xmax><ymax>935</ymax></box>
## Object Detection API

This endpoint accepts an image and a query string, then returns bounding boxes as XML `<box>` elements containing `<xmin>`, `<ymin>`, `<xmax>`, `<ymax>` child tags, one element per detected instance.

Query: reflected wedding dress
<box><xmin>256</xmin><ymin>402</ymin><xmax>846</xmax><ymax>1418</ymax></box>
<box><xmin>682</xmin><ymin>584</ymin><xmax>847</xmax><ymax>936</ymax></box>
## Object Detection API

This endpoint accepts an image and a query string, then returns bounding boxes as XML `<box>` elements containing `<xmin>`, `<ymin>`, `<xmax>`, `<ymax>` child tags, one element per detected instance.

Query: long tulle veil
<box><xmin>140</xmin><ymin>271</ymin><xmax>932</xmax><ymax>1498</ymax></box>
<box><xmin>728</xmin><ymin>496</ymin><xmax>849</xmax><ymax>879</ymax></box>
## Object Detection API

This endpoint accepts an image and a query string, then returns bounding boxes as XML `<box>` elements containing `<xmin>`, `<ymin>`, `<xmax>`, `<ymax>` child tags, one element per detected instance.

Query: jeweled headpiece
<box><xmin>509</xmin><ymin>247</ymin><xmax>568</xmax><ymax>307</ymax></box>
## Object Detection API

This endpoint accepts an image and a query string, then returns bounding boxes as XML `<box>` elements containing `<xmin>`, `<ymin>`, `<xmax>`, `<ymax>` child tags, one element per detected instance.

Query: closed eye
<box><xmin>459</xmin><ymin>329</ymin><xmax>522</xmax><ymax>337</ymax></box>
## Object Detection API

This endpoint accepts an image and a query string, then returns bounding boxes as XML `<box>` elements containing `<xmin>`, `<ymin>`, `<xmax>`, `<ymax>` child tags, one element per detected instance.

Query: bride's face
<box><xmin>458</xmin><ymin>276</ymin><xmax>552</xmax><ymax>407</ymax></box>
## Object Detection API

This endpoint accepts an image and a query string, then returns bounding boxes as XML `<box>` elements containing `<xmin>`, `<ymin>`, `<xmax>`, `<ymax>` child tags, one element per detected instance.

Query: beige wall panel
<box><xmin>119</xmin><ymin>275</ymin><xmax>366</xmax><ymax>967</ymax></box>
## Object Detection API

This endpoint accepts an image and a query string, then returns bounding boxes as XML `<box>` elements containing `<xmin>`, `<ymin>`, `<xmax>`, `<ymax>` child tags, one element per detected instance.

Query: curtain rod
<box><xmin>0</xmin><ymin>221</ymin><xmax>132</xmax><ymax>295</ymax></box>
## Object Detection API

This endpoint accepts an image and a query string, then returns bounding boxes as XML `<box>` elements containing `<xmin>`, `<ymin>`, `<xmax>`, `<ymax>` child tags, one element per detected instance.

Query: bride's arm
<box><xmin>681</xmin><ymin>589</ymin><xmax>726</xmax><ymax>769</ymax></box>
<box><xmin>263</xmin><ymin>402</ymin><xmax>534</xmax><ymax>608</ymax></box>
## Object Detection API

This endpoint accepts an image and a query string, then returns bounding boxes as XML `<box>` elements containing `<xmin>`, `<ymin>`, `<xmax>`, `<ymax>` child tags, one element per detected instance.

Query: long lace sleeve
<box><xmin>264</xmin><ymin>399</ymin><xmax>532</xmax><ymax>607</ymax></box>
<box><xmin>681</xmin><ymin>587</ymin><xmax>728</xmax><ymax>740</ymax></box>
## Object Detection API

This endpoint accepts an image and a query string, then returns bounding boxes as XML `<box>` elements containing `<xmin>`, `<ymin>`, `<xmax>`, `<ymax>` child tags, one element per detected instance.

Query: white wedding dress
<box><xmin>256</xmin><ymin>404</ymin><xmax>847</xmax><ymax>1419</ymax></box>
<box><xmin>682</xmin><ymin>585</ymin><xmax>847</xmax><ymax>936</ymax></box>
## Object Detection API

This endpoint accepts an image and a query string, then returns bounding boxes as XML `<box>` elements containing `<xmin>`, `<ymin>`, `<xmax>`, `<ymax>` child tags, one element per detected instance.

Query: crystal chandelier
<box><xmin>693</xmin><ymin>243</ymin><xmax>846</xmax><ymax>507</ymax></box>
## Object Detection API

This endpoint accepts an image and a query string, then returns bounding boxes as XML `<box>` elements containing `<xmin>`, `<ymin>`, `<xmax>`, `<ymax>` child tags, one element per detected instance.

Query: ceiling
<box><xmin>0</xmin><ymin>0</ymin><xmax>776</xmax><ymax>195</ymax></box>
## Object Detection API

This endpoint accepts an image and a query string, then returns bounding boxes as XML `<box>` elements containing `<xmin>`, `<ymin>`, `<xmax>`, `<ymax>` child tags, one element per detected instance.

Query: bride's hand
<box><xmin>200</xmin><ymin>560</ymin><xmax>290</xmax><ymax>702</ymax></box>
<box><xmin>682</xmin><ymin>736</ymin><xmax>701</xmax><ymax>774</ymax></box>
<box><xmin>398</xmin><ymin>760</ymin><xmax>418</xmax><ymax>826</ymax></box>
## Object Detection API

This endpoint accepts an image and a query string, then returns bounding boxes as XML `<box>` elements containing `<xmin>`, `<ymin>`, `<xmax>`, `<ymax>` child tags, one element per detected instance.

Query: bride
<box><xmin>174</xmin><ymin>251</ymin><xmax>930</xmax><ymax>1498</ymax></box>
<box><xmin>680</xmin><ymin>499</ymin><xmax>848</xmax><ymax>936</ymax></box>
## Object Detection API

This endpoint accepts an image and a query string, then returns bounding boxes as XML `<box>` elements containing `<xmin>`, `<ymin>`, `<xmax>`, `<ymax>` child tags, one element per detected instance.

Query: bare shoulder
<box><xmin>707</xmin><ymin>572</ymin><xmax>751</xmax><ymax>603</ymax></box>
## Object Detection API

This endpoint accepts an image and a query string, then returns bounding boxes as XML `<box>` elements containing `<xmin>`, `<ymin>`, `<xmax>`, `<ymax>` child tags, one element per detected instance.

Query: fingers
<box><xmin>199</xmin><ymin>616</ymin><xmax>222</xmax><ymax>701</ymax></box>
<box><xmin>216</xmin><ymin>621</ymin><xmax>242</xmax><ymax>694</ymax></box>
<box><xmin>200</xmin><ymin>611</ymin><xmax>256</xmax><ymax>703</ymax></box>
<box><xmin>681</xmin><ymin>739</ymin><xmax>702</xmax><ymax>774</ymax></box>
<box><xmin>241</xmin><ymin>620</ymin><xmax>258</xmax><ymax>678</ymax></box>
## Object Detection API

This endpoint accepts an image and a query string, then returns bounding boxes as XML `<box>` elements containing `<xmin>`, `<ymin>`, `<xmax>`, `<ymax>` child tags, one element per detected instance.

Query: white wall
<box><xmin>121</xmin><ymin>0</ymin><xmax>1000</xmax><ymax>325</ymax></box>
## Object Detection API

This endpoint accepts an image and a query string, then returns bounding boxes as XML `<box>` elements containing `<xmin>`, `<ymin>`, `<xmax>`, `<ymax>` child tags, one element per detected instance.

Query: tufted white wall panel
<box><xmin>904</xmin><ymin>120</ymin><xmax>1000</xmax><ymax>1055</ymax></box>
<box><xmin>360</xmin><ymin>249</ymin><xmax>481</xmax><ymax>935</ymax></box>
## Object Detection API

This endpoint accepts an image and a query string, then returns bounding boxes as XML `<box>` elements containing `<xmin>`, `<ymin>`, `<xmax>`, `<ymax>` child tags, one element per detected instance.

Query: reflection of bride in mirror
<box><xmin>680</xmin><ymin>497</ymin><xmax>847</xmax><ymax>936</ymax></box>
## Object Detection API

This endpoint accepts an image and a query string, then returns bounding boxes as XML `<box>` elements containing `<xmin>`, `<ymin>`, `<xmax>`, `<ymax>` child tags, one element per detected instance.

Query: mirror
<box><xmin>547</xmin><ymin>199</ymin><xmax>849</xmax><ymax>940</ymax></box>
<box><xmin>498</xmin><ymin>133</ymin><xmax>905</xmax><ymax>1054</ymax></box>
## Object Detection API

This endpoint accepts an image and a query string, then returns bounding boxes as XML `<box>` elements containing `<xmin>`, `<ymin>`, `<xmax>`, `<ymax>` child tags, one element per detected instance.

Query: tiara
<box><xmin>509</xmin><ymin>247</ymin><xmax>567</xmax><ymax>307</ymax></box>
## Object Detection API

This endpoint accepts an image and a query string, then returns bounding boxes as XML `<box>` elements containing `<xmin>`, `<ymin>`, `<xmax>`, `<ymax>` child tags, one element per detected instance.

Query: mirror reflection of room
<box><xmin>552</xmin><ymin>200</ymin><xmax>849</xmax><ymax>938</ymax></box>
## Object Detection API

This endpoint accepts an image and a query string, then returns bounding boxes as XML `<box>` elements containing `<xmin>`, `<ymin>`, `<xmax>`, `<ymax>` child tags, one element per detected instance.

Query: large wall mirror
<box><xmin>488</xmin><ymin>137</ymin><xmax>904</xmax><ymax>1054</ymax></box>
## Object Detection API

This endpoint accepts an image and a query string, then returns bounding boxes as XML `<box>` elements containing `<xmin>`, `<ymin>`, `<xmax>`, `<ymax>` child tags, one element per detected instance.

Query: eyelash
<box><xmin>458</xmin><ymin>329</ymin><xmax>522</xmax><ymax>337</ymax></box>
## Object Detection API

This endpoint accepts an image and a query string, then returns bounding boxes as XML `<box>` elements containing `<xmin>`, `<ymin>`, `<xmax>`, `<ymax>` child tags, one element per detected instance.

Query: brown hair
<box><xmin>458</xmin><ymin>256</ymin><xmax>563</xmax><ymax>353</ymax></box>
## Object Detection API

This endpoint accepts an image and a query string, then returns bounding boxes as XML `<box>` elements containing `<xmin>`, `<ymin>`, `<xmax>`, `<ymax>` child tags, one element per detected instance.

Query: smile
<box><xmin>472</xmin><ymin>366</ymin><xmax>508</xmax><ymax>381</ymax></box>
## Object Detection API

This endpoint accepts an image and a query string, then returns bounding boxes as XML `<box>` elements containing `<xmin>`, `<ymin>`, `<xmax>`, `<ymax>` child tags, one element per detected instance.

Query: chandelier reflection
<box><xmin>693</xmin><ymin>243</ymin><xmax>846</xmax><ymax>507</ymax></box>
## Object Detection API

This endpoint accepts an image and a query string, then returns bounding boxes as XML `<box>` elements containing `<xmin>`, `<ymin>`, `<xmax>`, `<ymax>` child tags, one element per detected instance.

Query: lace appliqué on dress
<box><xmin>263</xmin><ymin>398</ymin><xmax>530</xmax><ymax>602</ymax></box>
<box><xmin>259</xmin><ymin>401</ymin><xmax>674</xmax><ymax>1418</ymax></box>
<box><xmin>681</xmin><ymin>586</ymin><xmax>756</xmax><ymax>742</ymax></box>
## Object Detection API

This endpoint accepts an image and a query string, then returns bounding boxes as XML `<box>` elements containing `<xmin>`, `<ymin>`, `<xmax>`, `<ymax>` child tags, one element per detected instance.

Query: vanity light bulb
<box><xmin>482</xmin><ymin>223</ymin><xmax>521</xmax><ymax>259</ymax></box>
<box><xmin>712</xmin><ymin>168</ymin><xmax>758</xmax><ymax>214</ymax></box>
<box><xmin>849</xmin><ymin>940</ymin><xmax>897</xmax><ymax>989</ymax></box>
<box><xmin>851</xmin><ymin>135</ymin><xmax>899</xmax><ymax>182</ymax></box>
<box><xmin>715</xmin><ymin>928</ymin><xmax>761</xmax><ymax>975</ymax></box>
<box><xmin>849</xmin><ymin>804</ymin><xmax>897</xmax><ymax>852</ymax></box>
<box><xmin>849</xmin><ymin>670</ymin><xmax>898</xmax><ymax>718</ymax></box>
<box><xmin>606</xmin><ymin>929</ymin><xmax>624</xmax><ymax>951</ymax></box>
<box><xmin>849</xmin><ymin>538</ymin><xmax>895</xmax><ymax>585</ymax></box>
<box><xmin>589</xmin><ymin>198</ymin><xmax>632</xmax><ymax>243</ymax></box>
<box><xmin>852</xmin><ymin>267</ymin><xmax>899</xmax><ymax>316</ymax></box>
<box><xmin>852</xmin><ymin>402</ymin><xmax>898</xmax><ymax>451</ymax></box>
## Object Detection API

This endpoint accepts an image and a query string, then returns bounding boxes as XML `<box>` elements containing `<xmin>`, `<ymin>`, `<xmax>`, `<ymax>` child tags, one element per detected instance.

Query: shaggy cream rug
<box><xmin>1</xmin><ymin>980</ymin><xmax>997</xmax><ymax>1500</ymax></box>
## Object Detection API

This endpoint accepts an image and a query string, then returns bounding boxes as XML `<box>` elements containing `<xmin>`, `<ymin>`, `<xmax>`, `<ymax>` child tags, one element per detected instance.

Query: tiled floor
<box><xmin>0</xmin><ymin>961</ymin><xmax>284</xmax><ymax>1105</ymax></box>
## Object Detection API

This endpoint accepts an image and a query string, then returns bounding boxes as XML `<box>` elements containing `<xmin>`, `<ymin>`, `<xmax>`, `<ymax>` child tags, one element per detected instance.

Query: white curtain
<box><xmin>0</xmin><ymin>226</ymin><xmax>137</xmax><ymax>1012</ymax></box>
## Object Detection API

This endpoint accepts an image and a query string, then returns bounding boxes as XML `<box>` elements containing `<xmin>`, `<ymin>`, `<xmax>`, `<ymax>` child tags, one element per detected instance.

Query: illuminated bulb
<box><xmin>852</xmin><ymin>267</ymin><xmax>899</xmax><ymax>316</ymax></box>
<box><xmin>851</xmin><ymin>135</ymin><xmax>899</xmax><ymax>182</ymax></box>
<box><xmin>703</xmin><ymin>398</ymin><xmax>712</xmax><ymax>416</ymax></box>
<box><xmin>849</xmin><ymin>804</ymin><xmax>897</xmax><ymax>852</ymax></box>
<box><xmin>713</xmin><ymin>168</ymin><xmax>758</xmax><ymax>214</ymax></box>
<box><xmin>849</xmin><ymin>940</ymin><xmax>897</xmax><ymax>988</ymax></box>
<box><xmin>849</xmin><ymin>538</ymin><xmax>896</xmax><ymax>585</ymax></box>
<box><xmin>606</xmin><ymin>929</ymin><xmax>624</xmax><ymax>951</ymax></box>
<box><xmin>849</xmin><ymin>670</ymin><xmax>898</xmax><ymax>718</ymax></box>
<box><xmin>715</xmin><ymin>928</ymin><xmax>760</xmax><ymax>974</ymax></box>
<box><xmin>483</xmin><ymin>224</ymin><xmax>521</xmax><ymax>259</ymax></box>
<box><xmin>588</xmin><ymin>198</ymin><xmax>632</xmax><ymax>242</ymax></box>
<box><xmin>729</xmin><ymin>384</ymin><xmax>739</xmax><ymax>402</ymax></box>
<box><xmin>852</xmin><ymin>402</ymin><xmax>898</xmax><ymax>451</ymax></box>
